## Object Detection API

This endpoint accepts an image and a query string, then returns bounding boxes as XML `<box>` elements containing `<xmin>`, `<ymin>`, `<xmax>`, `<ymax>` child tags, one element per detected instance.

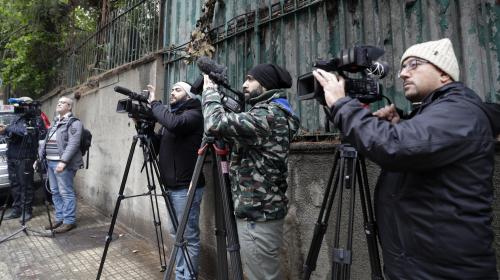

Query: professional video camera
<box><xmin>114</xmin><ymin>86</ymin><xmax>155</xmax><ymax>123</ymax></box>
<box><xmin>190</xmin><ymin>56</ymin><xmax>245</xmax><ymax>113</ymax></box>
<box><xmin>297</xmin><ymin>45</ymin><xmax>390</xmax><ymax>105</ymax></box>
<box><xmin>8</xmin><ymin>98</ymin><xmax>42</xmax><ymax>117</ymax></box>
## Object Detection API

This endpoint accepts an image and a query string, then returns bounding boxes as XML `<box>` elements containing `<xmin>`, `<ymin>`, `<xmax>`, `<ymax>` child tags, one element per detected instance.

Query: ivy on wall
<box><xmin>184</xmin><ymin>0</ymin><xmax>223</xmax><ymax>62</ymax></box>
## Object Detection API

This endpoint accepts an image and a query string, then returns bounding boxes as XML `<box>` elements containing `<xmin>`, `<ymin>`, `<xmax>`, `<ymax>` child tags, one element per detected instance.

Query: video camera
<box><xmin>8</xmin><ymin>98</ymin><xmax>42</xmax><ymax>117</ymax></box>
<box><xmin>190</xmin><ymin>56</ymin><xmax>245</xmax><ymax>113</ymax></box>
<box><xmin>297</xmin><ymin>45</ymin><xmax>389</xmax><ymax>105</ymax></box>
<box><xmin>115</xmin><ymin>86</ymin><xmax>155</xmax><ymax>123</ymax></box>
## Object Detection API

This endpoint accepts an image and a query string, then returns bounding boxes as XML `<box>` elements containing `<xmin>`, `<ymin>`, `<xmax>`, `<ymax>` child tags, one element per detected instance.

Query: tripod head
<box><xmin>131</xmin><ymin>119</ymin><xmax>157</xmax><ymax>167</ymax></box>
<box><xmin>134</xmin><ymin>119</ymin><xmax>155</xmax><ymax>139</ymax></box>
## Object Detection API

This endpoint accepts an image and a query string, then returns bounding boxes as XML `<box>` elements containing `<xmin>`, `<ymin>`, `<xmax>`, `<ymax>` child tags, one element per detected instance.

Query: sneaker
<box><xmin>4</xmin><ymin>209</ymin><xmax>21</xmax><ymax>220</ymax></box>
<box><xmin>53</xmin><ymin>223</ymin><xmax>76</xmax><ymax>233</ymax></box>
<box><xmin>44</xmin><ymin>221</ymin><xmax>63</xmax><ymax>230</ymax></box>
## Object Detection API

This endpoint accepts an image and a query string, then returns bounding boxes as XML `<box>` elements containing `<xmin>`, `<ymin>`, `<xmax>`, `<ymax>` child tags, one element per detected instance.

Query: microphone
<box><xmin>195</xmin><ymin>56</ymin><xmax>245</xmax><ymax>104</ymax></box>
<box><xmin>367</xmin><ymin>61</ymin><xmax>390</xmax><ymax>79</ymax></box>
<box><xmin>114</xmin><ymin>86</ymin><xmax>149</xmax><ymax>103</ymax></box>
<box><xmin>114</xmin><ymin>86</ymin><xmax>133</xmax><ymax>96</ymax></box>
<box><xmin>196</xmin><ymin>56</ymin><xmax>228</xmax><ymax>85</ymax></box>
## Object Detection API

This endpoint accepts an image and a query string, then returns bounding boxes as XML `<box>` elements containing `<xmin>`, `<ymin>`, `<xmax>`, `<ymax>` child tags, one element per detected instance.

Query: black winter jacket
<box><xmin>331</xmin><ymin>82</ymin><xmax>498</xmax><ymax>279</ymax></box>
<box><xmin>6</xmin><ymin>114</ymin><xmax>47</xmax><ymax>160</ymax></box>
<box><xmin>151</xmin><ymin>98</ymin><xmax>205</xmax><ymax>189</ymax></box>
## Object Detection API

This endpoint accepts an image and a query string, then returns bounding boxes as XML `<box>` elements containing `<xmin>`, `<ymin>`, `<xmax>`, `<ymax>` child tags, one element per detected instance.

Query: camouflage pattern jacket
<box><xmin>202</xmin><ymin>88</ymin><xmax>300</xmax><ymax>221</ymax></box>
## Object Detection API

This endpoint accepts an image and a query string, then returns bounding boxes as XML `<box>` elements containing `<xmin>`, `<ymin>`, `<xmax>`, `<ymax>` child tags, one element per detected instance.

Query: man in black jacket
<box><xmin>0</xmin><ymin>97</ymin><xmax>47</xmax><ymax>222</ymax></box>
<box><xmin>313</xmin><ymin>38</ymin><xmax>498</xmax><ymax>279</ymax></box>
<box><xmin>148</xmin><ymin>82</ymin><xmax>204</xmax><ymax>280</ymax></box>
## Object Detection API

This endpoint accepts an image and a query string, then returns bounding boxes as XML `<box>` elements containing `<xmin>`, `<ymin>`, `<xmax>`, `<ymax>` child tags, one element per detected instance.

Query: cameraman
<box><xmin>0</xmin><ymin>97</ymin><xmax>47</xmax><ymax>221</ymax></box>
<box><xmin>202</xmin><ymin>64</ymin><xmax>300</xmax><ymax>280</ymax></box>
<box><xmin>314</xmin><ymin>38</ymin><xmax>498</xmax><ymax>278</ymax></box>
<box><xmin>147</xmin><ymin>82</ymin><xmax>205</xmax><ymax>280</ymax></box>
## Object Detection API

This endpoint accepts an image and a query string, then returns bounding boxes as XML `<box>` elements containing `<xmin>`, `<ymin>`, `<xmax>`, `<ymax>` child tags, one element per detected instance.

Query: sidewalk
<box><xmin>0</xmin><ymin>202</ymin><xmax>167</xmax><ymax>280</ymax></box>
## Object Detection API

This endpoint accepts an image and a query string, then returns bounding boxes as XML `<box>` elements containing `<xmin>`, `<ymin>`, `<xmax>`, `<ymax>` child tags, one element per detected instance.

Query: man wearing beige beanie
<box><xmin>147</xmin><ymin>82</ymin><xmax>205</xmax><ymax>280</ymax></box>
<box><xmin>313</xmin><ymin>38</ymin><xmax>498</xmax><ymax>279</ymax></box>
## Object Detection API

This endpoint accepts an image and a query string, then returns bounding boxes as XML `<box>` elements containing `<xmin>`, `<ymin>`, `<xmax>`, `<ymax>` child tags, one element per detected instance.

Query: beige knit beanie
<box><xmin>400</xmin><ymin>38</ymin><xmax>459</xmax><ymax>81</ymax></box>
<box><xmin>174</xmin><ymin>81</ymin><xmax>195</xmax><ymax>99</ymax></box>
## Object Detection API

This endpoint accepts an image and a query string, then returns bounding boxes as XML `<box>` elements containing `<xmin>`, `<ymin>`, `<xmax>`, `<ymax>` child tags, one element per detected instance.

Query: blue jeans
<box><xmin>47</xmin><ymin>160</ymin><xmax>77</xmax><ymax>225</ymax></box>
<box><xmin>169</xmin><ymin>187</ymin><xmax>204</xmax><ymax>280</ymax></box>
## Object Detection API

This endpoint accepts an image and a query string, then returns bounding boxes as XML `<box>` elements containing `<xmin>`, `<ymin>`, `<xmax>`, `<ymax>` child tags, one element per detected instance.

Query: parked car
<box><xmin>0</xmin><ymin>107</ymin><xmax>17</xmax><ymax>197</ymax></box>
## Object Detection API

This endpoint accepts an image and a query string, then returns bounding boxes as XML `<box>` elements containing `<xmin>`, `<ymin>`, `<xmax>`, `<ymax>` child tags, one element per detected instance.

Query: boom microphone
<box><xmin>114</xmin><ymin>86</ymin><xmax>133</xmax><ymax>96</ymax></box>
<box><xmin>114</xmin><ymin>86</ymin><xmax>149</xmax><ymax>103</ymax></box>
<box><xmin>196</xmin><ymin>56</ymin><xmax>228</xmax><ymax>85</ymax></box>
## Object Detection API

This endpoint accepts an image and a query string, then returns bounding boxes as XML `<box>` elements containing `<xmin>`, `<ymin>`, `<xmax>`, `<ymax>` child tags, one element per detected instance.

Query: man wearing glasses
<box><xmin>39</xmin><ymin>96</ymin><xmax>83</xmax><ymax>233</ymax></box>
<box><xmin>313</xmin><ymin>38</ymin><xmax>498</xmax><ymax>278</ymax></box>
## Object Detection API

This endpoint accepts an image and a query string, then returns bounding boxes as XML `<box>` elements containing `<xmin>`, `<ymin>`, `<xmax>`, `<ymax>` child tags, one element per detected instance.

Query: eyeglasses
<box><xmin>57</xmin><ymin>101</ymin><xmax>69</xmax><ymax>105</ymax></box>
<box><xmin>398</xmin><ymin>59</ymin><xmax>429</xmax><ymax>77</ymax></box>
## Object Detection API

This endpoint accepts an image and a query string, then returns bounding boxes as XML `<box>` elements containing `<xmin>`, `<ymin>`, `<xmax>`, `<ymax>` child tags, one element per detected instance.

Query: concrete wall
<box><xmin>40</xmin><ymin>58</ymin><xmax>166</xmax><ymax>239</ymax></box>
<box><xmin>40</xmin><ymin>59</ymin><xmax>500</xmax><ymax>279</ymax></box>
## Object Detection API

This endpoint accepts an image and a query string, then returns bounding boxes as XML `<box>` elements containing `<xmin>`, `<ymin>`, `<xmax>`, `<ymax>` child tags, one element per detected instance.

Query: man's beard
<box><xmin>170</xmin><ymin>95</ymin><xmax>188</xmax><ymax>105</ymax></box>
<box><xmin>244</xmin><ymin>86</ymin><xmax>265</xmax><ymax>102</ymax></box>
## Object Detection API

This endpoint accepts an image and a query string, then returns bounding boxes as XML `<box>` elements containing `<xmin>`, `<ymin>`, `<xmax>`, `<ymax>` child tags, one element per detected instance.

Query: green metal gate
<box><xmin>162</xmin><ymin>0</ymin><xmax>499</xmax><ymax>135</ymax></box>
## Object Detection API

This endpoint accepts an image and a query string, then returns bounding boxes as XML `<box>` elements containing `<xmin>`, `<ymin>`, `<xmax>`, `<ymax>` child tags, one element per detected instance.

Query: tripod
<box><xmin>0</xmin><ymin>118</ymin><xmax>55</xmax><ymax>242</ymax></box>
<box><xmin>163</xmin><ymin>135</ymin><xmax>243</xmax><ymax>280</ymax></box>
<box><xmin>96</xmin><ymin>121</ymin><xmax>195</xmax><ymax>279</ymax></box>
<box><xmin>303</xmin><ymin>144</ymin><xmax>383</xmax><ymax>280</ymax></box>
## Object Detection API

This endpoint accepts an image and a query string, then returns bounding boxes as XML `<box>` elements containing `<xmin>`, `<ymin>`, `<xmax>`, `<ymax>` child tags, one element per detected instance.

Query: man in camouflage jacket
<box><xmin>202</xmin><ymin>63</ymin><xmax>300</xmax><ymax>280</ymax></box>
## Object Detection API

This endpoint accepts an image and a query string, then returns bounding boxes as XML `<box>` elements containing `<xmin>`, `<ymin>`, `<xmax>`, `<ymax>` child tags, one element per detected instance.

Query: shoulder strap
<box><xmin>66</xmin><ymin>117</ymin><xmax>80</xmax><ymax>131</ymax></box>
<box><xmin>269</xmin><ymin>99</ymin><xmax>298</xmax><ymax>144</ymax></box>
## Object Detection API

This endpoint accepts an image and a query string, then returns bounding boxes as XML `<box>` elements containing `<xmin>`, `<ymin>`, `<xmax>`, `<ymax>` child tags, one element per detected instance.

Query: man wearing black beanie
<box><xmin>202</xmin><ymin>63</ymin><xmax>300</xmax><ymax>280</ymax></box>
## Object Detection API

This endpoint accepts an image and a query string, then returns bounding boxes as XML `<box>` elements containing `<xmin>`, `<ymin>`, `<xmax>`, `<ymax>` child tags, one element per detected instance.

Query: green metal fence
<box><xmin>57</xmin><ymin>0</ymin><xmax>499</xmax><ymax>135</ymax></box>
<box><xmin>61</xmin><ymin>0</ymin><xmax>162</xmax><ymax>87</ymax></box>
<box><xmin>162</xmin><ymin>0</ymin><xmax>499</xmax><ymax>135</ymax></box>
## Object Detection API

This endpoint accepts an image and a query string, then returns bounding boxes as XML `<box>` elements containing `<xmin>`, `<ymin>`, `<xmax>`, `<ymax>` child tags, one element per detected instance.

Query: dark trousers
<box><xmin>7</xmin><ymin>159</ymin><xmax>35</xmax><ymax>214</ymax></box>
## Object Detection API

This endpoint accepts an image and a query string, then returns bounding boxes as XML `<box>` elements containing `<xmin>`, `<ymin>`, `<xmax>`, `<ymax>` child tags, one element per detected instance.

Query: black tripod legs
<box><xmin>0</xmin><ymin>195</ymin><xmax>10</xmax><ymax>227</ymax></box>
<box><xmin>144</xmin><ymin>158</ymin><xmax>168</xmax><ymax>271</ymax></box>
<box><xmin>0</xmin><ymin>158</ymin><xmax>55</xmax><ymax>243</ymax></box>
<box><xmin>303</xmin><ymin>144</ymin><xmax>383</xmax><ymax>280</ymax></box>
<box><xmin>211</xmin><ymin>141</ymin><xmax>243</xmax><ymax>280</ymax></box>
<box><xmin>356</xmin><ymin>159</ymin><xmax>383</xmax><ymax>280</ymax></box>
<box><xmin>96</xmin><ymin>137</ymin><xmax>139</xmax><ymax>279</ymax></box>
<box><xmin>303</xmin><ymin>151</ymin><xmax>342</xmax><ymax>280</ymax></box>
<box><xmin>97</xmin><ymin>135</ymin><xmax>188</xmax><ymax>279</ymax></box>
<box><xmin>163</xmin><ymin>137</ymin><xmax>243</xmax><ymax>280</ymax></box>
<box><xmin>163</xmin><ymin>140</ymin><xmax>208</xmax><ymax>280</ymax></box>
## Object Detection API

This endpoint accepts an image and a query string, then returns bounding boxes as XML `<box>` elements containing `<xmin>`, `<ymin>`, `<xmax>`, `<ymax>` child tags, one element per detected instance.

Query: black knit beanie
<box><xmin>247</xmin><ymin>64</ymin><xmax>292</xmax><ymax>90</ymax></box>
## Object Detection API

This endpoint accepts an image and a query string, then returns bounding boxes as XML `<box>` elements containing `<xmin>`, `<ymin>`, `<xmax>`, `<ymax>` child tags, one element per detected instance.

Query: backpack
<box><xmin>67</xmin><ymin>117</ymin><xmax>92</xmax><ymax>169</ymax></box>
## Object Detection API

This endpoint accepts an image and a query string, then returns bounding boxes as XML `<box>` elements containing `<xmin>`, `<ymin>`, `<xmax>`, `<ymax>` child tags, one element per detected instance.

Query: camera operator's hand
<box><xmin>203</xmin><ymin>74</ymin><xmax>218</xmax><ymax>91</ymax></box>
<box><xmin>373</xmin><ymin>104</ymin><xmax>400</xmax><ymax>124</ymax></box>
<box><xmin>55</xmin><ymin>162</ymin><xmax>66</xmax><ymax>173</ymax></box>
<box><xmin>313</xmin><ymin>69</ymin><xmax>346</xmax><ymax>108</ymax></box>
<box><xmin>147</xmin><ymin>84</ymin><xmax>156</xmax><ymax>103</ymax></box>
